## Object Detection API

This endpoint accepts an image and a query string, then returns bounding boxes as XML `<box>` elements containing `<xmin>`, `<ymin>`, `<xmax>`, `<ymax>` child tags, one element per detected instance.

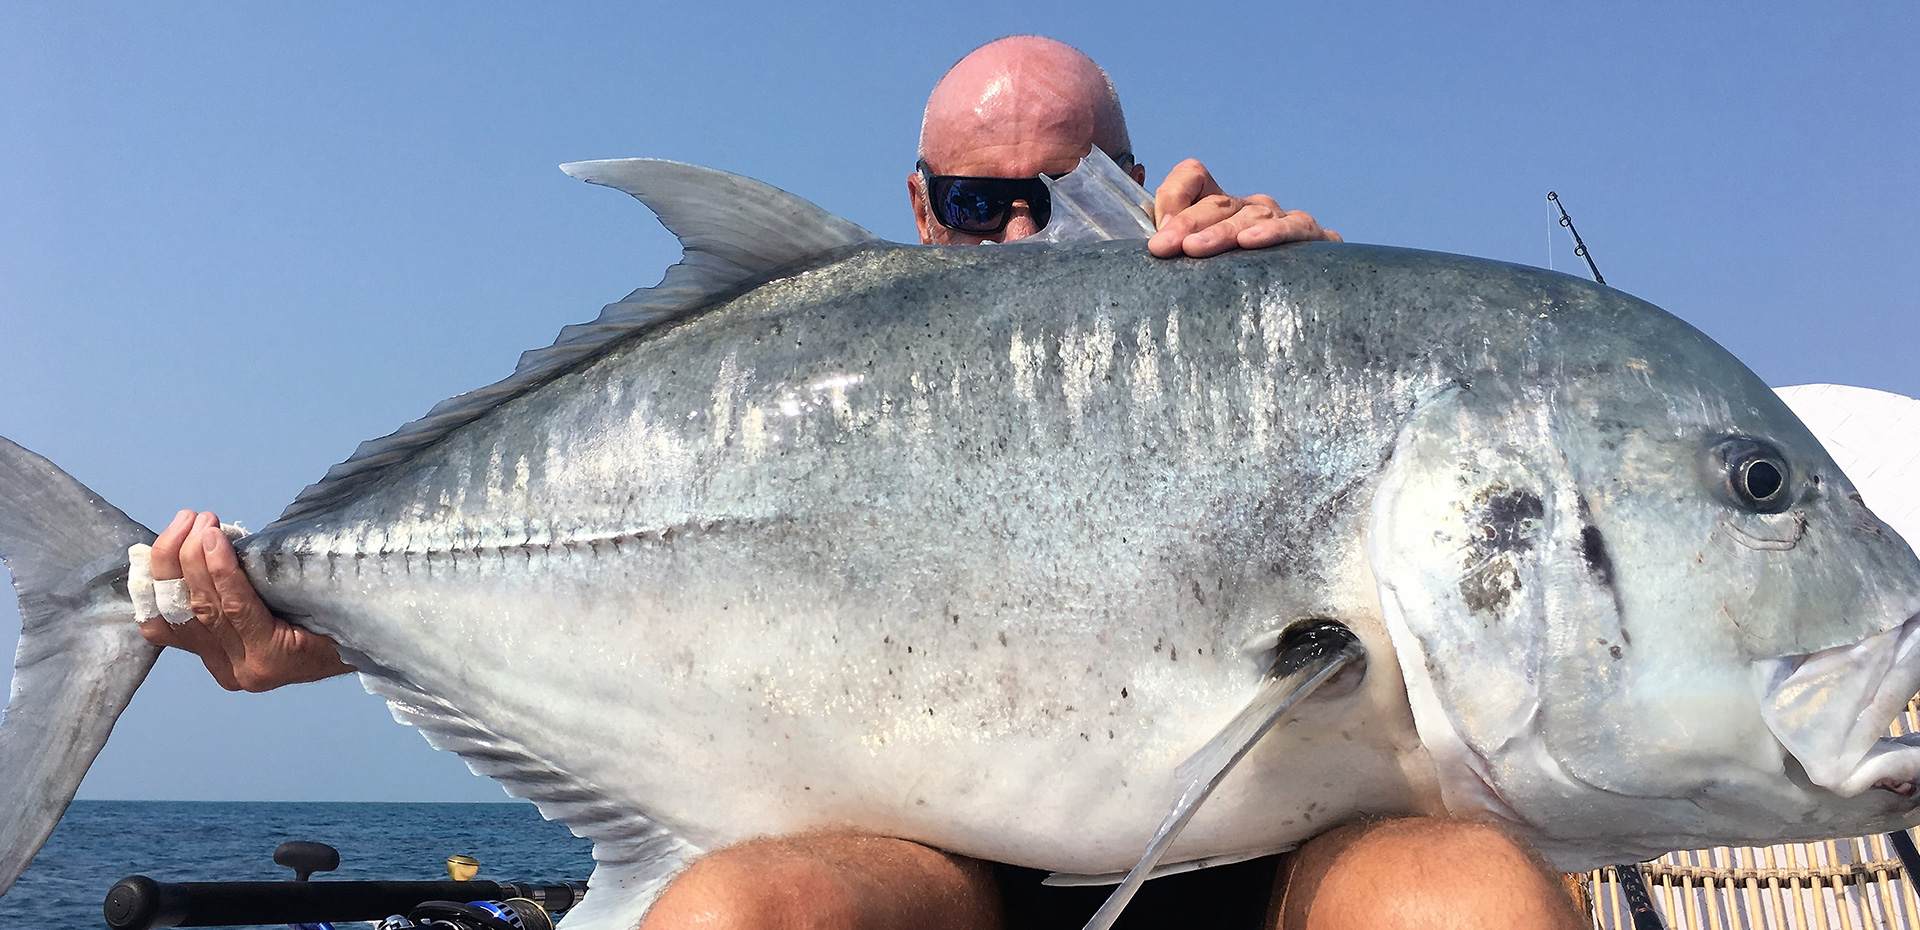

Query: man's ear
<box><xmin>1130</xmin><ymin>162</ymin><xmax>1147</xmax><ymax>187</ymax></box>
<box><xmin>908</xmin><ymin>171</ymin><xmax>936</xmax><ymax>244</ymax></box>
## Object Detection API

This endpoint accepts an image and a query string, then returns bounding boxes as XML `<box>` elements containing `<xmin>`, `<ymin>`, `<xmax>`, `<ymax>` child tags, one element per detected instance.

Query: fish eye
<box><xmin>1711</xmin><ymin>437</ymin><xmax>1793</xmax><ymax>513</ymax></box>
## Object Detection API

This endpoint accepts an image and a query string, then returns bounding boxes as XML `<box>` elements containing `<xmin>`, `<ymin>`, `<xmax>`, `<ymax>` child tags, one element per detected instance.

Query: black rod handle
<box><xmin>103</xmin><ymin>876</ymin><xmax>586</xmax><ymax>929</ymax></box>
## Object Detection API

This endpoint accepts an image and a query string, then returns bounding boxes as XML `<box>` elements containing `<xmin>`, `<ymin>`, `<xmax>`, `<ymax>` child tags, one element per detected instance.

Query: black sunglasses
<box><xmin>918</xmin><ymin>160</ymin><xmax>1059</xmax><ymax>234</ymax></box>
<box><xmin>918</xmin><ymin>152</ymin><xmax>1138</xmax><ymax>235</ymax></box>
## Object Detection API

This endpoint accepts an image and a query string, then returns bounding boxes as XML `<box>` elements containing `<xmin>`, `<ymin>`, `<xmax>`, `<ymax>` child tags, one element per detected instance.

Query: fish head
<box><xmin>1367</xmin><ymin>280</ymin><xmax>1920</xmax><ymax>865</ymax></box>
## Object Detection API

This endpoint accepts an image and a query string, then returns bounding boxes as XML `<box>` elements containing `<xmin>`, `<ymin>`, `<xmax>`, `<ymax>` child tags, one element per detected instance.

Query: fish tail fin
<box><xmin>0</xmin><ymin>436</ymin><xmax>158</xmax><ymax>896</ymax></box>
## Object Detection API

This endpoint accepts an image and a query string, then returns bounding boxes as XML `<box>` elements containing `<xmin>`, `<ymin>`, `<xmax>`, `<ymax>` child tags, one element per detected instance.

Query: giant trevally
<box><xmin>4</xmin><ymin>159</ymin><xmax>1920</xmax><ymax>930</ymax></box>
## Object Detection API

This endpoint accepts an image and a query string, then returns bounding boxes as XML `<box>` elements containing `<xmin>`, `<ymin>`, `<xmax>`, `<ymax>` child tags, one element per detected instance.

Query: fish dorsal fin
<box><xmin>564</xmin><ymin>158</ymin><xmax>880</xmax><ymax>287</ymax></box>
<box><xmin>271</xmin><ymin>159</ymin><xmax>879</xmax><ymax>528</ymax></box>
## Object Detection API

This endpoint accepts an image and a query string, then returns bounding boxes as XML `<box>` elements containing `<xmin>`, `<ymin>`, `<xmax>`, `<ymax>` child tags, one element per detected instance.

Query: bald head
<box><xmin>911</xmin><ymin>36</ymin><xmax>1137</xmax><ymax>244</ymax></box>
<box><xmin>918</xmin><ymin>36</ymin><xmax>1131</xmax><ymax>178</ymax></box>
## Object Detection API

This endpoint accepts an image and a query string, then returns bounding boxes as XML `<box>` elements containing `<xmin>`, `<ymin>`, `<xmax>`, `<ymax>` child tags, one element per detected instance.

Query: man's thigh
<box><xmin>1273</xmin><ymin>818</ymin><xmax>1587</xmax><ymax>930</ymax></box>
<box><xmin>641</xmin><ymin>834</ymin><xmax>1002</xmax><ymax>930</ymax></box>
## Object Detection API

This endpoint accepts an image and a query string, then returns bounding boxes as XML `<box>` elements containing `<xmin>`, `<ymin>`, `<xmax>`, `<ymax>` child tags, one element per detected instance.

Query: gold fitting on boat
<box><xmin>447</xmin><ymin>854</ymin><xmax>481</xmax><ymax>882</ymax></box>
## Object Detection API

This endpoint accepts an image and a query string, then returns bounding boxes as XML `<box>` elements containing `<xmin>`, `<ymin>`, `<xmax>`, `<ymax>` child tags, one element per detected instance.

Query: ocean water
<box><xmin>2</xmin><ymin>801</ymin><xmax>594</xmax><ymax>930</ymax></box>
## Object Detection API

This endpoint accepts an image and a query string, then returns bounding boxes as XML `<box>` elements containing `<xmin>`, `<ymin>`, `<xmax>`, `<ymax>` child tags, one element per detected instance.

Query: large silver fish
<box><xmin>4</xmin><ymin>159</ymin><xmax>1920</xmax><ymax>930</ymax></box>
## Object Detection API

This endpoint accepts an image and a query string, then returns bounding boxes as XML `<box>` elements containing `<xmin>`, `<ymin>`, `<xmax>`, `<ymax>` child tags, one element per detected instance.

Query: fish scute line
<box><xmin>262</xmin><ymin>518</ymin><xmax>778</xmax><ymax>572</ymax></box>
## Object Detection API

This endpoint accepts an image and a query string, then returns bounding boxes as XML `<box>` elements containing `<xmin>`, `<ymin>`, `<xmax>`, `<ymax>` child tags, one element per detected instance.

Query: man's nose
<box><xmin>1001</xmin><ymin>199</ymin><xmax>1041</xmax><ymax>241</ymax></box>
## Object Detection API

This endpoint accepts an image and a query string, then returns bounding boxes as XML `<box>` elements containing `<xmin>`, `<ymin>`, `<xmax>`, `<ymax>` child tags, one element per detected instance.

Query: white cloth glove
<box><xmin>128</xmin><ymin>544</ymin><xmax>157</xmax><ymax>622</ymax></box>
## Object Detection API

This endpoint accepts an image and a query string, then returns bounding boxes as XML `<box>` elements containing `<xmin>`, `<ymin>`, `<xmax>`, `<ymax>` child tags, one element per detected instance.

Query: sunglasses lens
<box><xmin>1028</xmin><ymin>189</ymin><xmax>1051</xmax><ymax>231</ymax></box>
<box><xmin>933</xmin><ymin>179</ymin><xmax>1009</xmax><ymax>232</ymax></box>
<box><xmin>929</xmin><ymin>177</ymin><xmax>1052</xmax><ymax>234</ymax></box>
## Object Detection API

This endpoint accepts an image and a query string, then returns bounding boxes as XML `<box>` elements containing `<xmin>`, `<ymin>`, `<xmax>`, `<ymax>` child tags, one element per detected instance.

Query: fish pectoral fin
<box><xmin>1042</xmin><ymin>846</ymin><xmax>1296</xmax><ymax>887</ymax></box>
<box><xmin>1077</xmin><ymin>622</ymin><xmax>1367</xmax><ymax>930</ymax></box>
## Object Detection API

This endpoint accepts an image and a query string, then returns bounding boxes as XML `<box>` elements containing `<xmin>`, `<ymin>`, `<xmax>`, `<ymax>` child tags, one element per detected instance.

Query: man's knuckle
<box><xmin>220</xmin><ymin>596</ymin><xmax>250</xmax><ymax>617</ymax></box>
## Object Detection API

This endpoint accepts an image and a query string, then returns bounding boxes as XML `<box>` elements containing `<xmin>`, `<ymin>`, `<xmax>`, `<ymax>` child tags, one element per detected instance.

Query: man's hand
<box><xmin>1148</xmin><ymin>158</ymin><xmax>1341</xmax><ymax>259</ymax></box>
<box><xmin>138</xmin><ymin>509</ymin><xmax>354</xmax><ymax>692</ymax></box>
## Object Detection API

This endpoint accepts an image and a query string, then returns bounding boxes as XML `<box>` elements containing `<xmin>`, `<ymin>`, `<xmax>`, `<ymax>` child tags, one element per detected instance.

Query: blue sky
<box><xmin>1</xmin><ymin>3</ymin><xmax>1914</xmax><ymax>801</ymax></box>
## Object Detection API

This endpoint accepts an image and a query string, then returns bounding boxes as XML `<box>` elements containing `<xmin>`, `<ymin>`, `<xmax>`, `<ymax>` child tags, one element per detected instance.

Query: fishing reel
<box><xmin>370</xmin><ymin>897</ymin><xmax>557</xmax><ymax>930</ymax></box>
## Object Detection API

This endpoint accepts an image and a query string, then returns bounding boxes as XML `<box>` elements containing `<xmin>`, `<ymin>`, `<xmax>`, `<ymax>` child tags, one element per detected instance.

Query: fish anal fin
<box><xmin>356</xmin><ymin>668</ymin><xmax>699</xmax><ymax>929</ymax></box>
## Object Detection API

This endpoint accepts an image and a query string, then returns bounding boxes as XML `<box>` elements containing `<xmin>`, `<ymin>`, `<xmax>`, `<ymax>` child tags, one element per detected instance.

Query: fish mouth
<box><xmin>1755</xmin><ymin>611</ymin><xmax>1920</xmax><ymax>798</ymax></box>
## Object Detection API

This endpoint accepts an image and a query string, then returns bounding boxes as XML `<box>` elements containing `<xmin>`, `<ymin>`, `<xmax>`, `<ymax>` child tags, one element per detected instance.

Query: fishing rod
<box><xmin>1546</xmin><ymin>191</ymin><xmax>1605</xmax><ymax>285</ymax></box>
<box><xmin>101</xmin><ymin>842</ymin><xmax>587</xmax><ymax>930</ymax></box>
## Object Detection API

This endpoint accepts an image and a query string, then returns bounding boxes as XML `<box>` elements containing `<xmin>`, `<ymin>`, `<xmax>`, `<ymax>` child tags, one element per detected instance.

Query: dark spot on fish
<box><xmin>1609</xmin><ymin>645</ymin><xmax>1623</xmax><ymax>659</ymax></box>
<box><xmin>1169</xmin><ymin>646</ymin><xmax>1178</xmax><ymax>662</ymax></box>
<box><xmin>998</xmin><ymin>631</ymin><xmax>1008</xmax><ymax>646</ymax></box>
<box><xmin>1108</xmin><ymin>730</ymin><xmax>1115</xmax><ymax>739</ymax></box>
<box><xmin>1121</xmin><ymin>687</ymin><xmax>1129</xmax><ymax>699</ymax></box>
<box><xmin>916</xmin><ymin>799</ymin><xmax>926</xmax><ymax>806</ymax></box>
<box><xmin>1580</xmin><ymin>525</ymin><xmax>1615</xmax><ymax>586</ymax></box>
<box><xmin>1154</xmin><ymin>638</ymin><xmax>1163</xmax><ymax>653</ymax></box>
<box><xmin>1080</xmin><ymin>733</ymin><xmax>1090</xmax><ymax>741</ymax></box>
<box><xmin>1620</xmin><ymin>629</ymin><xmax>1632</xmax><ymax>646</ymax></box>
<box><xmin>906</xmin><ymin>645</ymin><xmax>912</xmax><ymax>653</ymax></box>
<box><xmin>1475</xmin><ymin>489</ymin><xmax>1544</xmax><ymax>554</ymax></box>
<box><xmin>1190</xmin><ymin>579</ymin><xmax>1207</xmax><ymax>606</ymax></box>
<box><xmin>1459</xmin><ymin>555</ymin><xmax>1521</xmax><ymax>615</ymax></box>
<box><xmin>883</xmin><ymin>635</ymin><xmax>891</xmax><ymax>644</ymax></box>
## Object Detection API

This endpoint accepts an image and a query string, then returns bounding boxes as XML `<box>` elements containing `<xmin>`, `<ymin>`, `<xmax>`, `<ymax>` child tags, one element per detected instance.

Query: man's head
<box><xmin>910</xmin><ymin>36</ymin><xmax>1148</xmax><ymax>244</ymax></box>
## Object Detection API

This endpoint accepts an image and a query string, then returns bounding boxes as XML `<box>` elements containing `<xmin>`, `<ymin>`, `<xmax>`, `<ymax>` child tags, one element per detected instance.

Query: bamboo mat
<box><xmin>1578</xmin><ymin>697</ymin><xmax>1920</xmax><ymax>929</ymax></box>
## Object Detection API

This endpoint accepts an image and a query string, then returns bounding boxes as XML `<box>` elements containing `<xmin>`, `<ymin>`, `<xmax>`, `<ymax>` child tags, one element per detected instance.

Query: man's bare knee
<box><xmin>1273</xmin><ymin>818</ymin><xmax>1584</xmax><ymax>930</ymax></box>
<box><xmin>642</xmin><ymin>834</ymin><xmax>1001</xmax><ymax>930</ymax></box>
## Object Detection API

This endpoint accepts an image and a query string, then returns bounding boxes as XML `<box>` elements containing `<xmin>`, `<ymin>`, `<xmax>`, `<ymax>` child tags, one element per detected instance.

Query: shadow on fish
<box><xmin>3</xmin><ymin>158</ymin><xmax>1919</xmax><ymax>930</ymax></box>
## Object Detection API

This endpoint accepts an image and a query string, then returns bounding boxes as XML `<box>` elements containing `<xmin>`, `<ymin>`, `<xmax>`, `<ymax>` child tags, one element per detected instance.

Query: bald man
<box><xmin>908</xmin><ymin>36</ymin><xmax>1338</xmax><ymax>256</ymax></box>
<box><xmin>141</xmin><ymin>37</ymin><xmax>1582</xmax><ymax>930</ymax></box>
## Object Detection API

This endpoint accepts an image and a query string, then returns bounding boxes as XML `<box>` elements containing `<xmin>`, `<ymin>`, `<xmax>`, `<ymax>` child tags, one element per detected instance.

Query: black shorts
<box><xmin>993</xmin><ymin>855</ymin><xmax>1282</xmax><ymax>930</ymax></box>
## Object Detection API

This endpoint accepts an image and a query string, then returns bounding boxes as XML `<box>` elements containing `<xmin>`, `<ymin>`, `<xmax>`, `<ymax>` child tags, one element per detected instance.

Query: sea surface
<box><xmin>3</xmin><ymin>801</ymin><xmax>594</xmax><ymax>930</ymax></box>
